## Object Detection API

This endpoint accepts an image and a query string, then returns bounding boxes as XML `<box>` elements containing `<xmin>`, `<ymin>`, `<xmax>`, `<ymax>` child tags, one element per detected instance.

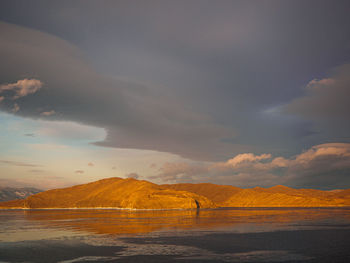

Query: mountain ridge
<box><xmin>0</xmin><ymin>177</ymin><xmax>349</xmax><ymax>209</ymax></box>
<box><xmin>0</xmin><ymin>177</ymin><xmax>215</xmax><ymax>209</ymax></box>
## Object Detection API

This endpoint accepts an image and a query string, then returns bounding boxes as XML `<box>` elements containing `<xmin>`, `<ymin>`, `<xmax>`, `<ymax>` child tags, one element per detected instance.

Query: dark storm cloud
<box><xmin>0</xmin><ymin>0</ymin><xmax>350</xmax><ymax>164</ymax></box>
<box><xmin>283</xmin><ymin>64</ymin><xmax>350</xmax><ymax>137</ymax></box>
<box><xmin>0</xmin><ymin>21</ymin><xmax>233</xmax><ymax>161</ymax></box>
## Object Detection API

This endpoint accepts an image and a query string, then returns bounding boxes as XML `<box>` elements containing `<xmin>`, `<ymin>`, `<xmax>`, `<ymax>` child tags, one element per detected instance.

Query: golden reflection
<box><xmin>21</xmin><ymin>208</ymin><xmax>350</xmax><ymax>236</ymax></box>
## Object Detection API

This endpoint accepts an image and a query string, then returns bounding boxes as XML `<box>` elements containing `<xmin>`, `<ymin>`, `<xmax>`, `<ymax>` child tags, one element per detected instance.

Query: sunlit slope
<box><xmin>162</xmin><ymin>183</ymin><xmax>240</xmax><ymax>203</ymax></box>
<box><xmin>163</xmin><ymin>184</ymin><xmax>350</xmax><ymax>207</ymax></box>
<box><xmin>221</xmin><ymin>186</ymin><xmax>350</xmax><ymax>207</ymax></box>
<box><xmin>0</xmin><ymin>177</ymin><xmax>215</xmax><ymax>209</ymax></box>
<box><xmin>0</xmin><ymin>199</ymin><xmax>25</xmax><ymax>208</ymax></box>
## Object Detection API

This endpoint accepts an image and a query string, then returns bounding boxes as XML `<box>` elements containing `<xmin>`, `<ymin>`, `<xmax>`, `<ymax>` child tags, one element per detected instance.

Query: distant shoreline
<box><xmin>1</xmin><ymin>206</ymin><xmax>350</xmax><ymax>211</ymax></box>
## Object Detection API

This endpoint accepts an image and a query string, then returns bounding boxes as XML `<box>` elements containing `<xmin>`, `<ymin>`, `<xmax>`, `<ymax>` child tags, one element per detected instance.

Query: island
<box><xmin>1</xmin><ymin>177</ymin><xmax>349</xmax><ymax>209</ymax></box>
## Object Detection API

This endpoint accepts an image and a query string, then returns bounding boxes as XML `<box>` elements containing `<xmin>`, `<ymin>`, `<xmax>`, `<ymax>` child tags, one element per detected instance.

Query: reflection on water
<box><xmin>1</xmin><ymin>208</ymin><xmax>350</xmax><ymax>238</ymax></box>
<box><xmin>1</xmin><ymin>208</ymin><xmax>350</xmax><ymax>262</ymax></box>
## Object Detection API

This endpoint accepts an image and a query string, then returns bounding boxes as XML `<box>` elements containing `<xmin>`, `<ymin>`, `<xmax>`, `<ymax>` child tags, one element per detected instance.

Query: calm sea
<box><xmin>0</xmin><ymin>208</ymin><xmax>350</xmax><ymax>262</ymax></box>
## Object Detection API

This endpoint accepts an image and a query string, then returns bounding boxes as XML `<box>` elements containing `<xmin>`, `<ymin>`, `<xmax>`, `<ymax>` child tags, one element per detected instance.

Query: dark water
<box><xmin>1</xmin><ymin>208</ymin><xmax>350</xmax><ymax>262</ymax></box>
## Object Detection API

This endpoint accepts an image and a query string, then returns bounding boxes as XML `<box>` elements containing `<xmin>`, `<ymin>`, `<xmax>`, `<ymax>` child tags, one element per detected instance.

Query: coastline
<box><xmin>1</xmin><ymin>206</ymin><xmax>350</xmax><ymax>211</ymax></box>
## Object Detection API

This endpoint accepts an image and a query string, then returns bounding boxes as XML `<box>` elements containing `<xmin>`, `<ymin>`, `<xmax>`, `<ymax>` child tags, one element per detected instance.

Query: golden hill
<box><xmin>163</xmin><ymin>183</ymin><xmax>350</xmax><ymax>207</ymax></box>
<box><xmin>0</xmin><ymin>177</ymin><xmax>349</xmax><ymax>209</ymax></box>
<box><xmin>0</xmin><ymin>177</ymin><xmax>215</xmax><ymax>209</ymax></box>
<box><xmin>161</xmin><ymin>183</ymin><xmax>240</xmax><ymax>203</ymax></box>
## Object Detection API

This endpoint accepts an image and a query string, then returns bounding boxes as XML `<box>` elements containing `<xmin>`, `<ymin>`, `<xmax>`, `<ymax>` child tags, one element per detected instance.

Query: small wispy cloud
<box><xmin>40</xmin><ymin>110</ymin><xmax>56</xmax><ymax>116</ymax></box>
<box><xmin>24</xmin><ymin>133</ymin><xmax>35</xmax><ymax>137</ymax></box>
<box><xmin>306</xmin><ymin>78</ymin><xmax>335</xmax><ymax>89</ymax></box>
<box><xmin>88</xmin><ymin>162</ymin><xmax>94</xmax><ymax>167</ymax></box>
<box><xmin>0</xmin><ymin>160</ymin><xmax>43</xmax><ymax>167</ymax></box>
<box><xmin>75</xmin><ymin>170</ymin><xmax>84</xmax><ymax>174</ymax></box>
<box><xmin>29</xmin><ymin>169</ymin><xmax>45</xmax><ymax>173</ymax></box>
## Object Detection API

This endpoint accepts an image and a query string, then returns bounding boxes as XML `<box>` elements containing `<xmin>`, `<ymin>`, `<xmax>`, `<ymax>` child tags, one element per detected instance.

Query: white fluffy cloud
<box><xmin>219</xmin><ymin>153</ymin><xmax>272</xmax><ymax>167</ymax></box>
<box><xmin>0</xmin><ymin>78</ymin><xmax>42</xmax><ymax>115</ymax></box>
<box><xmin>0</xmin><ymin>78</ymin><xmax>42</xmax><ymax>99</ymax></box>
<box><xmin>153</xmin><ymin>143</ymin><xmax>350</xmax><ymax>189</ymax></box>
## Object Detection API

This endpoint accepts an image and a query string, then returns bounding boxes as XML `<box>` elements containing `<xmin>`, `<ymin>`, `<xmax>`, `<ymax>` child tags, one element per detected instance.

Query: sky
<box><xmin>0</xmin><ymin>0</ymin><xmax>350</xmax><ymax>190</ymax></box>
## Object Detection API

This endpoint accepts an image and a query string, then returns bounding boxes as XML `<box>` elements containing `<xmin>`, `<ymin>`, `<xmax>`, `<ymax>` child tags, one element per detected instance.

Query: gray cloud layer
<box><xmin>0</xmin><ymin>0</ymin><xmax>350</xmax><ymax>166</ymax></box>
<box><xmin>283</xmin><ymin>64</ymin><xmax>350</xmax><ymax>139</ymax></box>
<box><xmin>0</xmin><ymin>21</ymin><xmax>233</xmax><ymax>161</ymax></box>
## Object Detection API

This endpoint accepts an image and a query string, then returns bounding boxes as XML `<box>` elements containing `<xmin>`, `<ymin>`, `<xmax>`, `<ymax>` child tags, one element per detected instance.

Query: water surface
<box><xmin>1</xmin><ymin>208</ymin><xmax>349</xmax><ymax>262</ymax></box>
